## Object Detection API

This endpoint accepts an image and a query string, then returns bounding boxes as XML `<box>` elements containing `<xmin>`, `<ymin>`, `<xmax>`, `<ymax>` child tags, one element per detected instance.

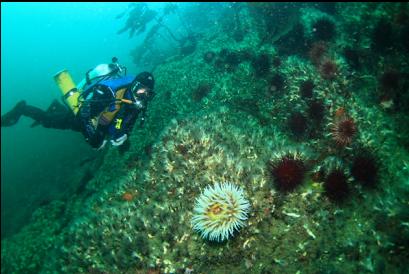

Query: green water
<box><xmin>1</xmin><ymin>2</ymin><xmax>408</xmax><ymax>274</ymax></box>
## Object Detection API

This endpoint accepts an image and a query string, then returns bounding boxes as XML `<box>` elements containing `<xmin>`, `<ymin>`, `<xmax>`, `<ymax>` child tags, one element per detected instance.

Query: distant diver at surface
<box><xmin>1</xmin><ymin>58</ymin><xmax>156</xmax><ymax>150</ymax></box>
<box><xmin>117</xmin><ymin>3</ymin><xmax>198</xmax><ymax>57</ymax></box>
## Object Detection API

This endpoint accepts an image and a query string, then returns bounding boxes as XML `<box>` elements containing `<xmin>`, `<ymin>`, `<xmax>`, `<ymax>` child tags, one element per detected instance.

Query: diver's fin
<box><xmin>1</xmin><ymin>100</ymin><xmax>26</xmax><ymax>127</ymax></box>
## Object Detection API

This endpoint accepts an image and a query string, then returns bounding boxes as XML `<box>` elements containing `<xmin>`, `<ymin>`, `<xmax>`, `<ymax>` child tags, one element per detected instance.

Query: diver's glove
<box><xmin>86</xmin><ymin>129</ymin><xmax>105</xmax><ymax>148</ymax></box>
<box><xmin>97</xmin><ymin>139</ymin><xmax>108</xmax><ymax>151</ymax></box>
<box><xmin>111</xmin><ymin>134</ymin><xmax>128</xmax><ymax>146</ymax></box>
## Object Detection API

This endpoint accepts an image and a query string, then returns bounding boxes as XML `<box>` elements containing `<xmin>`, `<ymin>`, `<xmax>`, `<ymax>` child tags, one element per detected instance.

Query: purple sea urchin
<box><xmin>214</xmin><ymin>49</ymin><xmax>242</xmax><ymax>72</ymax></box>
<box><xmin>269</xmin><ymin>153</ymin><xmax>306</xmax><ymax>192</ymax></box>
<box><xmin>191</xmin><ymin>182</ymin><xmax>250</xmax><ymax>242</ymax></box>
<box><xmin>372</xmin><ymin>19</ymin><xmax>393</xmax><ymax>52</ymax></box>
<box><xmin>380</xmin><ymin>70</ymin><xmax>401</xmax><ymax>92</ymax></box>
<box><xmin>300</xmin><ymin>80</ymin><xmax>315</xmax><ymax>99</ymax></box>
<box><xmin>288</xmin><ymin>112</ymin><xmax>308</xmax><ymax>138</ymax></box>
<box><xmin>192</xmin><ymin>83</ymin><xmax>212</xmax><ymax>102</ymax></box>
<box><xmin>351</xmin><ymin>154</ymin><xmax>378</xmax><ymax>187</ymax></box>
<box><xmin>272</xmin><ymin>56</ymin><xmax>282</xmax><ymax>68</ymax></box>
<box><xmin>324</xmin><ymin>169</ymin><xmax>349</xmax><ymax>202</ymax></box>
<box><xmin>268</xmin><ymin>73</ymin><xmax>285</xmax><ymax>94</ymax></box>
<box><xmin>252</xmin><ymin>53</ymin><xmax>271</xmax><ymax>77</ymax></box>
<box><xmin>343</xmin><ymin>47</ymin><xmax>361</xmax><ymax>69</ymax></box>
<box><xmin>308</xmin><ymin>99</ymin><xmax>325</xmax><ymax>121</ymax></box>
<box><xmin>312</xmin><ymin>17</ymin><xmax>336</xmax><ymax>41</ymax></box>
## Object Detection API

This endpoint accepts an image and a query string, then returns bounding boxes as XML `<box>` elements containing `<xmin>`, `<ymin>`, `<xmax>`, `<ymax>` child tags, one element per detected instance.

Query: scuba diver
<box><xmin>1</xmin><ymin>58</ymin><xmax>155</xmax><ymax>149</ymax></box>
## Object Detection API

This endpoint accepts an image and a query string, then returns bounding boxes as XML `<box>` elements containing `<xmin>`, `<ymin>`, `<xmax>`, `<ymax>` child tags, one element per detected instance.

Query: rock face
<box><xmin>2</xmin><ymin>3</ymin><xmax>409</xmax><ymax>274</ymax></box>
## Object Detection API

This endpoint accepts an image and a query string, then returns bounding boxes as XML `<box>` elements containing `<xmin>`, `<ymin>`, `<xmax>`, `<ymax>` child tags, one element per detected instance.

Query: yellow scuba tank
<box><xmin>54</xmin><ymin>59</ymin><xmax>126</xmax><ymax>116</ymax></box>
<box><xmin>53</xmin><ymin>69</ymin><xmax>80</xmax><ymax>115</ymax></box>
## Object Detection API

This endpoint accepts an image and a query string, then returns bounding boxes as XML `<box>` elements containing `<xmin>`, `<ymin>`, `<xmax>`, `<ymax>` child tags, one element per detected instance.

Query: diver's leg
<box><xmin>1</xmin><ymin>100</ymin><xmax>27</xmax><ymax>127</ymax></box>
<box><xmin>27</xmin><ymin>100</ymin><xmax>77</xmax><ymax>130</ymax></box>
<box><xmin>27</xmin><ymin>99</ymin><xmax>68</xmax><ymax>128</ymax></box>
<box><xmin>1</xmin><ymin>99</ymin><xmax>76</xmax><ymax>130</ymax></box>
<box><xmin>22</xmin><ymin>105</ymin><xmax>49</xmax><ymax>125</ymax></box>
<box><xmin>40</xmin><ymin>111</ymin><xmax>78</xmax><ymax>130</ymax></box>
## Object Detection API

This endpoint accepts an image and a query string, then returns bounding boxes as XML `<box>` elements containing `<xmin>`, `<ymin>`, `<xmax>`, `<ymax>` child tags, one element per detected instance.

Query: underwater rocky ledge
<box><xmin>2</xmin><ymin>3</ymin><xmax>409</xmax><ymax>274</ymax></box>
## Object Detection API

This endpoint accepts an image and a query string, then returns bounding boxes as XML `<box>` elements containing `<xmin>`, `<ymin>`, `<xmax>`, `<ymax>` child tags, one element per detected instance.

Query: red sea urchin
<box><xmin>320</xmin><ymin>59</ymin><xmax>338</xmax><ymax>80</ymax></box>
<box><xmin>331</xmin><ymin>114</ymin><xmax>357</xmax><ymax>147</ymax></box>
<box><xmin>309</xmin><ymin>41</ymin><xmax>327</xmax><ymax>66</ymax></box>
<box><xmin>324</xmin><ymin>169</ymin><xmax>350</xmax><ymax>202</ymax></box>
<box><xmin>269</xmin><ymin>153</ymin><xmax>306</xmax><ymax>192</ymax></box>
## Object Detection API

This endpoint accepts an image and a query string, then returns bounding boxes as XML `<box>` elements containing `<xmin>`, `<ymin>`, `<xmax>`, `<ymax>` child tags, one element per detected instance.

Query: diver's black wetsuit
<box><xmin>30</xmin><ymin>100</ymin><xmax>82</xmax><ymax>131</ymax></box>
<box><xmin>1</xmin><ymin>90</ymin><xmax>150</xmax><ymax>149</ymax></box>
<box><xmin>1</xmin><ymin>96</ymin><xmax>141</xmax><ymax>148</ymax></box>
<box><xmin>2</xmin><ymin>72</ymin><xmax>155</xmax><ymax>149</ymax></box>
<box><xmin>1</xmin><ymin>99</ymin><xmax>82</xmax><ymax>131</ymax></box>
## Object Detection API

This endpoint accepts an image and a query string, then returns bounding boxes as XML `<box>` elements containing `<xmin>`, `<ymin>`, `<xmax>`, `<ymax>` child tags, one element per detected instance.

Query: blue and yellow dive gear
<box><xmin>53</xmin><ymin>58</ymin><xmax>127</xmax><ymax>116</ymax></box>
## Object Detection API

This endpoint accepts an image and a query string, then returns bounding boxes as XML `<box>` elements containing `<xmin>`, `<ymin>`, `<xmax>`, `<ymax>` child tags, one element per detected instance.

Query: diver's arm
<box><xmin>79</xmin><ymin>85</ymin><xmax>116</xmax><ymax>148</ymax></box>
<box><xmin>108</xmin><ymin>106</ymin><xmax>139</xmax><ymax>145</ymax></box>
<box><xmin>79</xmin><ymin>104</ymin><xmax>105</xmax><ymax>148</ymax></box>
